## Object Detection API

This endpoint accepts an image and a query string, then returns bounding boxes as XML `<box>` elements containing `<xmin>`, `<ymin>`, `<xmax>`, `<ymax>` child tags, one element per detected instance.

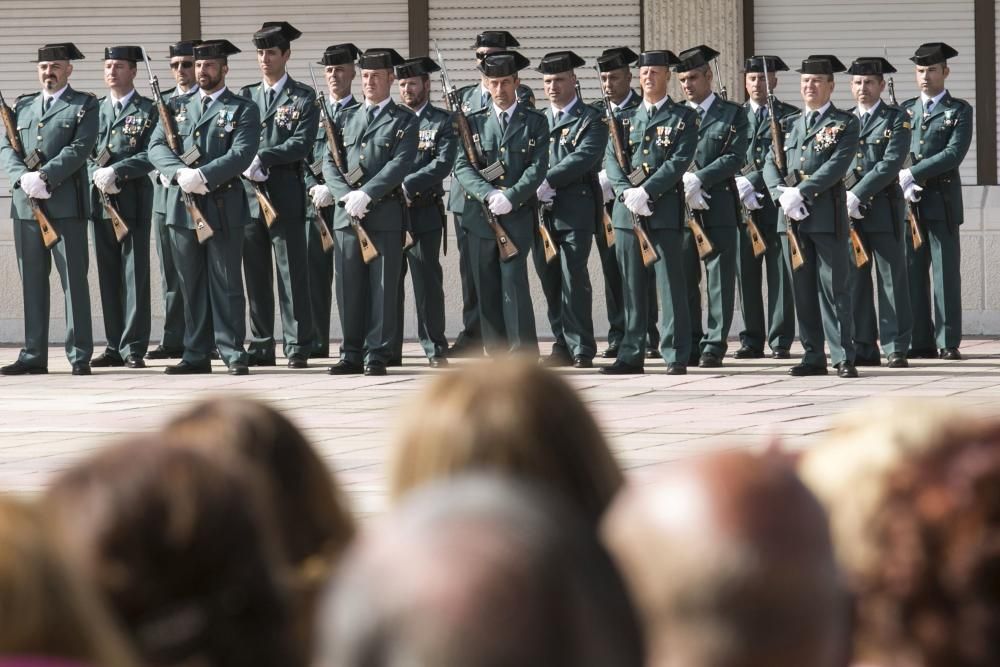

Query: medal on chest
<box><xmin>275</xmin><ymin>104</ymin><xmax>299</xmax><ymax>129</ymax></box>
<box><xmin>418</xmin><ymin>128</ymin><xmax>437</xmax><ymax>151</ymax></box>
<box><xmin>656</xmin><ymin>125</ymin><xmax>673</xmax><ymax>148</ymax></box>
<box><xmin>217</xmin><ymin>109</ymin><xmax>235</xmax><ymax>133</ymax></box>
<box><xmin>813</xmin><ymin>124</ymin><xmax>842</xmax><ymax>151</ymax></box>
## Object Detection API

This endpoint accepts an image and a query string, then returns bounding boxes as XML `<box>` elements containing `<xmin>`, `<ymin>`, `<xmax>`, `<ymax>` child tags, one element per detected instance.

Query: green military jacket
<box><xmin>743</xmin><ymin>98</ymin><xmax>799</xmax><ymax>220</ymax></box>
<box><xmin>152</xmin><ymin>86</ymin><xmax>195</xmax><ymax>216</ymax></box>
<box><xmin>147</xmin><ymin>87</ymin><xmax>261</xmax><ymax>231</ymax></box>
<box><xmin>763</xmin><ymin>104</ymin><xmax>860</xmax><ymax>234</ymax></box>
<box><xmin>402</xmin><ymin>103</ymin><xmax>457</xmax><ymax>234</ymax></box>
<box><xmin>304</xmin><ymin>94</ymin><xmax>360</xmax><ymax>190</ymax></box>
<box><xmin>239</xmin><ymin>76</ymin><xmax>318</xmax><ymax>218</ymax></box>
<box><xmin>454</xmin><ymin>103</ymin><xmax>549</xmax><ymax>239</ymax></box>
<box><xmin>590</xmin><ymin>88</ymin><xmax>642</xmax><ymax>116</ymax></box>
<box><xmin>0</xmin><ymin>86</ymin><xmax>99</xmax><ymax>221</ymax></box>
<box><xmin>544</xmin><ymin>99</ymin><xmax>609</xmax><ymax>232</ymax></box>
<box><xmin>847</xmin><ymin>102</ymin><xmax>911</xmax><ymax>234</ymax></box>
<box><xmin>604</xmin><ymin>97</ymin><xmax>698</xmax><ymax>231</ymax></box>
<box><xmin>321</xmin><ymin>99</ymin><xmax>418</xmax><ymax>232</ymax></box>
<box><xmin>689</xmin><ymin>96</ymin><xmax>750</xmax><ymax>228</ymax></box>
<box><xmin>447</xmin><ymin>81</ymin><xmax>534</xmax><ymax>213</ymax></box>
<box><xmin>88</xmin><ymin>92</ymin><xmax>157</xmax><ymax>222</ymax></box>
<box><xmin>900</xmin><ymin>91</ymin><xmax>972</xmax><ymax>225</ymax></box>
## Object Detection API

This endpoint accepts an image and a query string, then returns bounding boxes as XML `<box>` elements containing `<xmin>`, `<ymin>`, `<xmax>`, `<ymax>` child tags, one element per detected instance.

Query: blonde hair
<box><xmin>0</xmin><ymin>495</ymin><xmax>136</xmax><ymax>667</ymax></box>
<box><xmin>389</xmin><ymin>361</ymin><xmax>624</xmax><ymax>525</ymax></box>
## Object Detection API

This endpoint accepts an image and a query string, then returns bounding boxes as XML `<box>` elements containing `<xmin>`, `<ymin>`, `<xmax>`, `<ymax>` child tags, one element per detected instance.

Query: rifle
<box><xmin>92</xmin><ymin>147</ymin><xmax>130</xmax><ymax>241</ymax></box>
<box><xmin>142</xmin><ymin>48</ymin><xmax>213</xmax><ymax>244</ymax></box>
<box><xmin>594</xmin><ymin>66</ymin><xmax>658</xmax><ymax>267</ymax></box>
<box><xmin>308</xmin><ymin>63</ymin><xmax>378</xmax><ymax>263</ymax></box>
<box><xmin>433</xmin><ymin>40</ymin><xmax>518</xmax><ymax>262</ymax></box>
<box><xmin>762</xmin><ymin>57</ymin><xmax>805</xmax><ymax>271</ymax></box>
<box><xmin>251</xmin><ymin>180</ymin><xmax>279</xmax><ymax>227</ymax></box>
<box><xmin>399</xmin><ymin>186</ymin><xmax>415</xmax><ymax>250</ymax></box>
<box><xmin>536</xmin><ymin>200</ymin><xmax>557</xmax><ymax>263</ymax></box>
<box><xmin>684</xmin><ymin>164</ymin><xmax>715</xmax><ymax>259</ymax></box>
<box><xmin>0</xmin><ymin>88</ymin><xmax>61</xmax><ymax>248</ymax></box>
<box><xmin>884</xmin><ymin>55</ymin><xmax>924</xmax><ymax>251</ymax></box>
<box><xmin>842</xmin><ymin>172</ymin><xmax>870</xmax><ymax>268</ymax></box>
<box><xmin>306</xmin><ymin>157</ymin><xmax>335</xmax><ymax>252</ymax></box>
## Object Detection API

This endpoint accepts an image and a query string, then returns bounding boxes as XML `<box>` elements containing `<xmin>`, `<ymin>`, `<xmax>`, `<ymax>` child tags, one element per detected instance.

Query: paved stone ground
<box><xmin>2</xmin><ymin>338</ymin><xmax>999</xmax><ymax>516</ymax></box>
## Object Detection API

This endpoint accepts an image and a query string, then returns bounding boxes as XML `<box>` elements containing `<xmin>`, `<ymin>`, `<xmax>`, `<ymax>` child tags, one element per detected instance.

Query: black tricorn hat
<box><xmin>252</xmin><ymin>21</ymin><xmax>302</xmax><ymax>49</ymax></box>
<box><xmin>673</xmin><ymin>45</ymin><xmax>721</xmax><ymax>72</ymax></box>
<box><xmin>193</xmin><ymin>40</ymin><xmax>242</xmax><ymax>60</ymax></box>
<box><xmin>478</xmin><ymin>50</ymin><xmax>531</xmax><ymax>77</ymax></box>
<box><xmin>796</xmin><ymin>54</ymin><xmax>847</xmax><ymax>75</ymax></box>
<box><xmin>637</xmin><ymin>50</ymin><xmax>679</xmax><ymax>68</ymax></box>
<box><xmin>743</xmin><ymin>55</ymin><xmax>789</xmax><ymax>73</ymax></box>
<box><xmin>35</xmin><ymin>43</ymin><xmax>84</xmax><ymax>62</ymax></box>
<box><xmin>473</xmin><ymin>31</ymin><xmax>520</xmax><ymax>49</ymax></box>
<box><xmin>319</xmin><ymin>43</ymin><xmax>361</xmax><ymax>66</ymax></box>
<box><xmin>104</xmin><ymin>45</ymin><xmax>144</xmax><ymax>63</ymax></box>
<box><xmin>395</xmin><ymin>56</ymin><xmax>440</xmax><ymax>79</ymax></box>
<box><xmin>845</xmin><ymin>57</ymin><xmax>896</xmax><ymax>76</ymax></box>
<box><xmin>169</xmin><ymin>40</ymin><xmax>203</xmax><ymax>58</ymax></box>
<box><xmin>535</xmin><ymin>51</ymin><xmax>585</xmax><ymax>74</ymax></box>
<box><xmin>597</xmin><ymin>47</ymin><xmax>639</xmax><ymax>72</ymax></box>
<box><xmin>358</xmin><ymin>48</ymin><xmax>405</xmax><ymax>71</ymax></box>
<box><xmin>910</xmin><ymin>42</ymin><xmax>958</xmax><ymax>66</ymax></box>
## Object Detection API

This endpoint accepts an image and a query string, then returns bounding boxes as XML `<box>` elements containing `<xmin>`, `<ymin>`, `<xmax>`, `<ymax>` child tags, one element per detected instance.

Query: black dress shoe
<box><xmin>364</xmin><ymin>361</ymin><xmax>387</xmax><ymax>376</ymax></box>
<box><xmin>855</xmin><ymin>356</ymin><xmax>882</xmax><ymax>367</ymax></box>
<box><xmin>788</xmin><ymin>363</ymin><xmax>828</xmax><ymax>377</ymax></box>
<box><xmin>666</xmin><ymin>362</ymin><xmax>687</xmax><ymax>375</ymax></box>
<box><xmin>448</xmin><ymin>340</ymin><xmax>484</xmax><ymax>358</ymax></box>
<box><xmin>699</xmin><ymin>352</ymin><xmax>723</xmax><ymax>368</ymax></box>
<box><xmin>246</xmin><ymin>356</ymin><xmax>276</xmax><ymax>367</ymax></box>
<box><xmin>733</xmin><ymin>346</ymin><xmax>764</xmax><ymax>359</ymax></box>
<box><xmin>836</xmin><ymin>361</ymin><xmax>859</xmax><ymax>378</ymax></box>
<box><xmin>907</xmin><ymin>347</ymin><xmax>938</xmax><ymax>359</ymax></box>
<box><xmin>91</xmin><ymin>352</ymin><xmax>124</xmax><ymax>368</ymax></box>
<box><xmin>541</xmin><ymin>352</ymin><xmax>572</xmax><ymax>368</ymax></box>
<box><xmin>125</xmin><ymin>354</ymin><xmax>146</xmax><ymax>369</ymax></box>
<box><xmin>386</xmin><ymin>358</ymin><xmax>403</xmax><ymax>368</ymax></box>
<box><xmin>287</xmin><ymin>354</ymin><xmax>308</xmax><ymax>369</ymax></box>
<box><xmin>939</xmin><ymin>347</ymin><xmax>962</xmax><ymax>361</ymax></box>
<box><xmin>771</xmin><ymin>349</ymin><xmax>791</xmax><ymax>359</ymax></box>
<box><xmin>428</xmin><ymin>356</ymin><xmax>449</xmax><ymax>368</ymax></box>
<box><xmin>145</xmin><ymin>346</ymin><xmax>184</xmax><ymax>360</ymax></box>
<box><xmin>0</xmin><ymin>361</ymin><xmax>47</xmax><ymax>375</ymax></box>
<box><xmin>646</xmin><ymin>348</ymin><xmax>662</xmax><ymax>359</ymax></box>
<box><xmin>599</xmin><ymin>360</ymin><xmax>644</xmax><ymax>375</ymax></box>
<box><xmin>601</xmin><ymin>344</ymin><xmax>620</xmax><ymax>359</ymax></box>
<box><xmin>309</xmin><ymin>348</ymin><xmax>330</xmax><ymax>359</ymax></box>
<box><xmin>164</xmin><ymin>360</ymin><xmax>212</xmax><ymax>375</ymax></box>
<box><xmin>210</xmin><ymin>348</ymin><xmax>222</xmax><ymax>360</ymax></box>
<box><xmin>71</xmin><ymin>363</ymin><xmax>92</xmax><ymax>376</ymax></box>
<box><xmin>328</xmin><ymin>360</ymin><xmax>363</xmax><ymax>375</ymax></box>
<box><xmin>228</xmin><ymin>363</ymin><xmax>250</xmax><ymax>376</ymax></box>
<box><xmin>886</xmin><ymin>353</ymin><xmax>909</xmax><ymax>368</ymax></box>
<box><xmin>572</xmin><ymin>355</ymin><xmax>593</xmax><ymax>369</ymax></box>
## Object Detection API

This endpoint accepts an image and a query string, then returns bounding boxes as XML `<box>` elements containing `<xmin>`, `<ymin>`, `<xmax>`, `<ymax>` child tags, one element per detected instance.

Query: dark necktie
<box><xmin>924</xmin><ymin>99</ymin><xmax>934</xmax><ymax>116</ymax></box>
<box><xmin>860</xmin><ymin>111</ymin><xmax>870</xmax><ymax>129</ymax></box>
<box><xmin>500</xmin><ymin>111</ymin><xmax>509</xmax><ymax>133</ymax></box>
<box><xmin>114</xmin><ymin>101</ymin><xmax>123</xmax><ymax>117</ymax></box>
<box><xmin>554</xmin><ymin>110</ymin><xmax>563</xmax><ymax>125</ymax></box>
<box><xmin>648</xmin><ymin>104</ymin><xmax>657</xmax><ymax>117</ymax></box>
<box><xmin>756</xmin><ymin>106</ymin><xmax>765</xmax><ymax>125</ymax></box>
<box><xmin>266</xmin><ymin>88</ymin><xmax>275</xmax><ymax>108</ymax></box>
<box><xmin>366</xmin><ymin>105</ymin><xmax>377</xmax><ymax>127</ymax></box>
<box><xmin>202</xmin><ymin>95</ymin><xmax>212</xmax><ymax>113</ymax></box>
<box><xmin>807</xmin><ymin>110</ymin><xmax>818</xmax><ymax>130</ymax></box>
<box><xmin>43</xmin><ymin>97</ymin><xmax>52</xmax><ymax>113</ymax></box>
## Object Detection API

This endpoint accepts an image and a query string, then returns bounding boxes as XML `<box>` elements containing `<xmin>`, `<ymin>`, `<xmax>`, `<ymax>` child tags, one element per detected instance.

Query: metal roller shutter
<box><xmin>199</xmin><ymin>0</ymin><xmax>409</xmax><ymax>94</ymax></box>
<box><xmin>754</xmin><ymin>0</ymin><xmax>977</xmax><ymax>184</ymax></box>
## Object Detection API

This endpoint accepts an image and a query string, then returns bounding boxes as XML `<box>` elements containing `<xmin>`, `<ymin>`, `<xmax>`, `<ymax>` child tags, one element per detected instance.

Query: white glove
<box><xmin>846</xmin><ymin>190</ymin><xmax>863</xmax><ymax>220</ymax></box>
<box><xmin>898</xmin><ymin>168</ymin><xmax>914</xmax><ymax>191</ymax></box>
<box><xmin>777</xmin><ymin>186</ymin><xmax>805</xmax><ymax>213</ymax></box>
<box><xmin>340</xmin><ymin>190</ymin><xmax>372</xmax><ymax>218</ymax></box>
<box><xmin>598</xmin><ymin>169</ymin><xmax>614</xmax><ymax>203</ymax></box>
<box><xmin>536</xmin><ymin>179</ymin><xmax>556</xmax><ymax>203</ymax></box>
<box><xmin>486</xmin><ymin>189</ymin><xmax>513</xmax><ymax>216</ymax></box>
<box><xmin>787</xmin><ymin>204</ymin><xmax>809</xmax><ymax>221</ymax></box>
<box><xmin>159</xmin><ymin>172</ymin><xmax>171</xmax><ymax>187</ymax></box>
<box><xmin>687</xmin><ymin>189</ymin><xmax>711</xmax><ymax>210</ymax></box>
<box><xmin>93</xmin><ymin>166</ymin><xmax>118</xmax><ymax>193</ymax></box>
<box><xmin>735</xmin><ymin>176</ymin><xmax>755</xmax><ymax>200</ymax></box>
<box><xmin>682</xmin><ymin>171</ymin><xmax>702</xmax><ymax>197</ymax></box>
<box><xmin>19</xmin><ymin>172</ymin><xmax>49</xmax><ymax>199</ymax></box>
<box><xmin>242</xmin><ymin>155</ymin><xmax>268</xmax><ymax>182</ymax></box>
<box><xmin>741</xmin><ymin>190</ymin><xmax>763</xmax><ymax>211</ymax></box>
<box><xmin>176</xmin><ymin>168</ymin><xmax>209</xmax><ymax>195</ymax></box>
<box><xmin>401</xmin><ymin>185</ymin><xmax>412</xmax><ymax>205</ymax></box>
<box><xmin>622</xmin><ymin>187</ymin><xmax>652</xmax><ymax>216</ymax></box>
<box><xmin>310</xmin><ymin>184</ymin><xmax>334</xmax><ymax>208</ymax></box>
<box><xmin>904</xmin><ymin>182</ymin><xmax>923</xmax><ymax>203</ymax></box>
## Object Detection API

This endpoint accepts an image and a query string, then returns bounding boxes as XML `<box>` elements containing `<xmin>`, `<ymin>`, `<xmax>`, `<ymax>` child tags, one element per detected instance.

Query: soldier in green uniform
<box><xmin>534</xmin><ymin>51</ymin><xmax>608</xmax><ymax>368</ymax></box>
<box><xmin>88</xmin><ymin>46</ymin><xmax>157</xmax><ymax>370</ymax></box>
<box><xmin>763</xmin><ymin>55</ymin><xmax>860</xmax><ymax>378</ymax></box>
<box><xmin>389</xmin><ymin>56</ymin><xmax>455</xmax><ymax>368</ymax></box>
<box><xmin>845</xmin><ymin>57</ymin><xmax>913</xmax><ymax>368</ymax></box>
<box><xmin>147</xmin><ymin>40</ymin><xmax>201</xmax><ymax>361</ymax></box>
<box><xmin>734</xmin><ymin>55</ymin><xmax>797</xmax><ymax>360</ymax></box>
<box><xmin>600</xmin><ymin>50</ymin><xmax>699</xmax><ymax>375</ymax></box>
<box><xmin>240</xmin><ymin>22</ymin><xmax>318</xmax><ymax>369</ymax></box>
<box><xmin>305</xmin><ymin>43</ymin><xmax>361</xmax><ymax>359</ymax></box>
<box><xmin>898</xmin><ymin>43</ymin><xmax>972</xmax><ymax>361</ymax></box>
<box><xmin>447</xmin><ymin>31</ymin><xmax>535</xmax><ymax>358</ymax></box>
<box><xmin>674</xmin><ymin>45</ymin><xmax>750</xmax><ymax>368</ymax></box>
<box><xmin>593</xmin><ymin>47</ymin><xmax>661</xmax><ymax>360</ymax></box>
<box><xmin>148</xmin><ymin>39</ymin><xmax>261</xmax><ymax>375</ymax></box>
<box><xmin>453</xmin><ymin>51</ymin><xmax>548</xmax><ymax>356</ymax></box>
<box><xmin>313</xmin><ymin>48</ymin><xmax>417</xmax><ymax>376</ymax></box>
<box><xmin>0</xmin><ymin>43</ymin><xmax>98</xmax><ymax>376</ymax></box>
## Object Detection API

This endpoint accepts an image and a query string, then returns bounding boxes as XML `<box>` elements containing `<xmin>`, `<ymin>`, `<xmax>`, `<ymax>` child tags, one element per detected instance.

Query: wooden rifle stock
<box><xmin>313</xmin><ymin>212</ymin><xmax>335</xmax><ymax>252</ymax></box>
<box><xmin>765</xmin><ymin>93</ymin><xmax>805</xmax><ymax>271</ymax></box>
<box><xmin>849</xmin><ymin>226</ymin><xmax>870</xmax><ymax>268</ymax></box>
<box><xmin>686</xmin><ymin>207</ymin><xmax>715</xmax><ymax>259</ymax></box>
<box><xmin>602</xmin><ymin>209</ymin><xmax>616</xmax><ymax>247</ymax></box>
<box><xmin>251</xmin><ymin>181</ymin><xmax>279</xmax><ymax>227</ymax></box>
<box><xmin>536</xmin><ymin>202</ymin><xmax>558</xmax><ymax>264</ymax></box>
<box><xmin>744</xmin><ymin>209</ymin><xmax>767</xmax><ymax>258</ymax></box>
<box><xmin>908</xmin><ymin>206</ymin><xmax>924</xmax><ymax>250</ymax></box>
<box><xmin>100</xmin><ymin>191</ymin><xmax>130</xmax><ymax>242</ymax></box>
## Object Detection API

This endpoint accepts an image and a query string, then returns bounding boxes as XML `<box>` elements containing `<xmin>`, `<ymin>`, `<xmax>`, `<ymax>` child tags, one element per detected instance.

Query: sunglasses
<box><xmin>170</xmin><ymin>61</ymin><xmax>194</xmax><ymax>70</ymax></box>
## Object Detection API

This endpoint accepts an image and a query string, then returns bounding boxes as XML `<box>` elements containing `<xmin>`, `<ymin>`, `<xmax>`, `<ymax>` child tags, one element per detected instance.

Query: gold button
<box><xmin>36</xmin><ymin>135</ymin><xmax>42</xmax><ymax>140</ymax></box>
<box><xmin>261</xmin><ymin>122</ymin><xmax>266</xmax><ymax>128</ymax></box>
<box><xmin>195</xmin><ymin>131</ymin><xmax>200</xmax><ymax>137</ymax></box>
<box><xmin>500</xmin><ymin>147</ymin><xmax>506</xmax><ymax>152</ymax></box>
<box><xmin>855</xmin><ymin>166</ymin><xmax>863</xmax><ymax>172</ymax></box>
<box><xmin>857</xmin><ymin>152</ymin><xmax>862</xmax><ymax>158</ymax></box>
<box><xmin>645</xmin><ymin>135</ymin><xmax>651</xmax><ymax>141</ymax></box>
<box><xmin>919</xmin><ymin>139</ymin><xmax>925</xmax><ymax>144</ymax></box>
<box><xmin>359</xmin><ymin>155</ymin><xmax>365</xmax><ymax>159</ymax></box>
<box><xmin>643</xmin><ymin>149</ymin><xmax>649</xmax><ymax>154</ymax></box>
<box><xmin>361</xmin><ymin>142</ymin><xmax>366</xmax><ymax>147</ymax></box>
<box><xmin>918</xmin><ymin>154</ymin><xmax>923</xmax><ymax>159</ymax></box>
<box><xmin>108</xmin><ymin>144</ymin><xmax>113</xmax><ymax>149</ymax></box>
<box><xmin>37</xmin><ymin>123</ymin><xmax>43</xmax><ymax>128</ymax></box>
<box><xmin>499</xmin><ymin>175</ymin><xmax>505</xmax><ymax>180</ymax></box>
<box><xmin>800</xmin><ymin>156</ymin><xmax>806</xmax><ymax>161</ymax></box>
<box><xmin>859</xmin><ymin>140</ymin><xmax>865</xmax><ymax>145</ymax></box>
<box><xmin>111</xmin><ymin>130</ymin><xmax>116</xmax><ymax>135</ymax></box>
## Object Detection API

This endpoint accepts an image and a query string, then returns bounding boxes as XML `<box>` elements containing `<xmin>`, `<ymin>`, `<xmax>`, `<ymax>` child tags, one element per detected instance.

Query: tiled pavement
<box><xmin>1</xmin><ymin>338</ymin><xmax>999</xmax><ymax>516</ymax></box>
